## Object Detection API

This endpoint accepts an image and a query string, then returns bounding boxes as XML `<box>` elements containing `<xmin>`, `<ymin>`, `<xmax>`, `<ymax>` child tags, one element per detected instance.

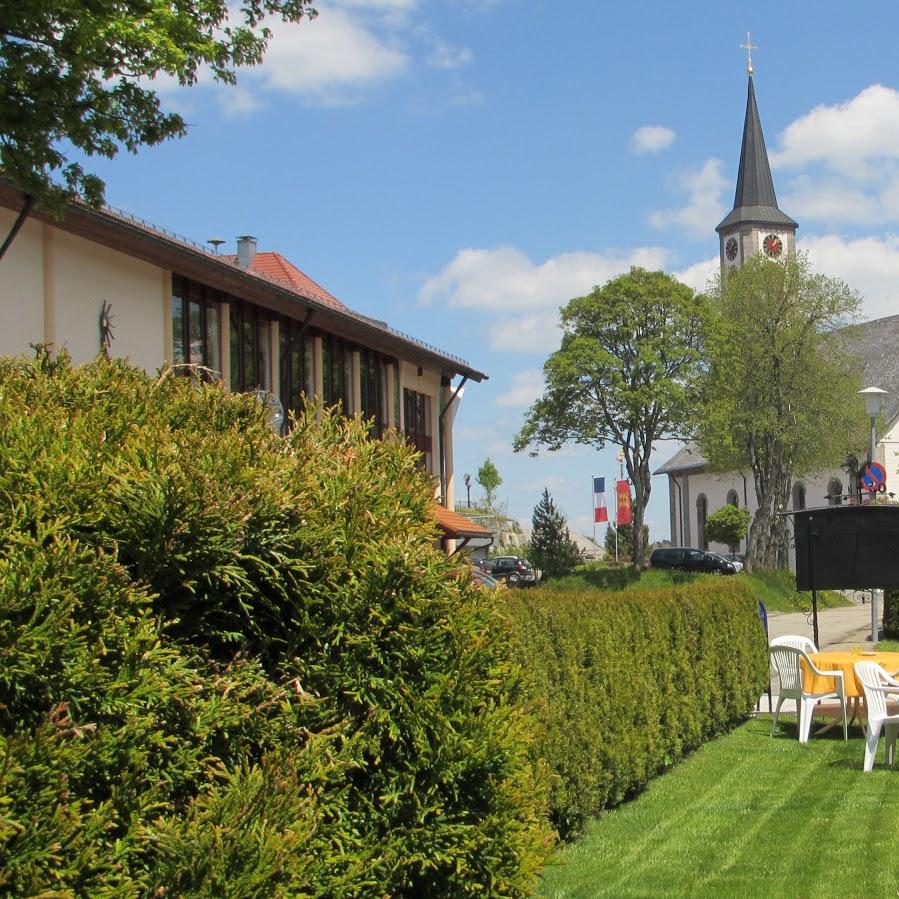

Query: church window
<box><xmin>827</xmin><ymin>479</ymin><xmax>843</xmax><ymax>506</ymax></box>
<box><xmin>792</xmin><ymin>482</ymin><xmax>806</xmax><ymax>511</ymax></box>
<box><xmin>726</xmin><ymin>490</ymin><xmax>739</xmax><ymax>507</ymax></box>
<box><xmin>696</xmin><ymin>494</ymin><xmax>708</xmax><ymax>550</ymax></box>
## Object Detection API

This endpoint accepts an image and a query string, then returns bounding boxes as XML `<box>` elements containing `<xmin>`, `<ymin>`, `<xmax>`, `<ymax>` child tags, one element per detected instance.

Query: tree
<box><xmin>477</xmin><ymin>457</ymin><xmax>502</xmax><ymax>510</ymax></box>
<box><xmin>529</xmin><ymin>488</ymin><xmax>582</xmax><ymax>580</ymax></box>
<box><xmin>697</xmin><ymin>253</ymin><xmax>868</xmax><ymax>570</ymax></box>
<box><xmin>704</xmin><ymin>504</ymin><xmax>750</xmax><ymax>551</ymax></box>
<box><xmin>514</xmin><ymin>267</ymin><xmax>707</xmax><ymax>569</ymax></box>
<box><xmin>0</xmin><ymin>0</ymin><xmax>317</xmax><ymax>213</ymax></box>
<box><xmin>603</xmin><ymin>523</ymin><xmax>648</xmax><ymax>563</ymax></box>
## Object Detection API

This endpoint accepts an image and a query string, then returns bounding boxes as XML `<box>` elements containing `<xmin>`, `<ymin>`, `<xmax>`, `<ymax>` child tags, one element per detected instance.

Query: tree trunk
<box><xmin>630</xmin><ymin>459</ymin><xmax>651</xmax><ymax>569</ymax></box>
<box><xmin>746</xmin><ymin>465</ymin><xmax>791</xmax><ymax>572</ymax></box>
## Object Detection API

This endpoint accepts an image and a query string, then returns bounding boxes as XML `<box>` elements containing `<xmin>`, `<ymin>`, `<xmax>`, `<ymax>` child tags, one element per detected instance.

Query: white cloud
<box><xmin>803</xmin><ymin>233</ymin><xmax>899</xmax><ymax>321</ymax></box>
<box><xmin>496</xmin><ymin>369</ymin><xmax>544</xmax><ymax>407</ymax></box>
<box><xmin>419</xmin><ymin>245</ymin><xmax>670</xmax><ymax>312</ymax></box>
<box><xmin>674</xmin><ymin>255</ymin><xmax>719</xmax><ymax>293</ymax></box>
<box><xmin>632</xmin><ymin>125</ymin><xmax>676</xmax><ymax>154</ymax></box>
<box><xmin>426</xmin><ymin>40</ymin><xmax>474</xmax><ymax>70</ymax></box>
<box><xmin>252</xmin><ymin>8</ymin><xmax>408</xmax><ymax>104</ymax></box>
<box><xmin>772</xmin><ymin>85</ymin><xmax>899</xmax><ymax>179</ymax></box>
<box><xmin>648</xmin><ymin>159</ymin><xmax>729</xmax><ymax>238</ymax></box>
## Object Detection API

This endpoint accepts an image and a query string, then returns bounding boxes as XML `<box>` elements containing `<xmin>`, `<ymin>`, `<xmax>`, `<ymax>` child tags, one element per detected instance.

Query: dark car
<box><xmin>649</xmin><ymin>547</ymin><xmax>738</xmax><ymax>575</ymax></box>
<box><xmin>485</xmin><ymin>556</ymin><xmax>538</xmax><ymax>587</ymax></box>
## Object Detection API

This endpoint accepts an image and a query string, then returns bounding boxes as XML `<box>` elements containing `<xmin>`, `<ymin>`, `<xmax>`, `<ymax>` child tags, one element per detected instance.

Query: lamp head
<box><xmin>859</xmin><ymin>386</ymin><xmax>888</xmax><ymax>417</ymax></box>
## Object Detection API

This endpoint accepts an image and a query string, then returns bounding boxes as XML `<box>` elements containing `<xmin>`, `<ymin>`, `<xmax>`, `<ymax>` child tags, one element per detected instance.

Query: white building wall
<box><xmin>0</xmin><ymin>209</ymin><xmax>45</xmax><ymax>356</ymax></box>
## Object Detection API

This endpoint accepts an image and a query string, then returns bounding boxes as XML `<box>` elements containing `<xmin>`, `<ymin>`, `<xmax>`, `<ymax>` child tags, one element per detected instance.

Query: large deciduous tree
<box><xmin>514</xmin><ymin>267</ymin><xmax>707</xmax><ymax>569</ymax></box>
<box><xmin>0</xmin><ymin>0</ymin><xmax>317</xmax><ymax>211</ymax></box>
<box><xmin>697</xmin><ymin>253</ymin><xmax>868</xmax><ymax>571</ymax></box>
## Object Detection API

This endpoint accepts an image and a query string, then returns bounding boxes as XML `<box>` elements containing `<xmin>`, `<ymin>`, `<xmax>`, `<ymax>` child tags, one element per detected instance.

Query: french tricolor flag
<box><xmin>593</xmin><ymin>477</ymin><xmax>608</xmax><ymax>523</ymax></box>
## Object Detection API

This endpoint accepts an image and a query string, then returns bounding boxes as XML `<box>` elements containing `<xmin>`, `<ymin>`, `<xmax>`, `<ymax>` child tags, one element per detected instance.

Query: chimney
<box><xmin>236</xmin><ymin>235</ymin><xmax>257</xmax><ymax>268</ymax></box>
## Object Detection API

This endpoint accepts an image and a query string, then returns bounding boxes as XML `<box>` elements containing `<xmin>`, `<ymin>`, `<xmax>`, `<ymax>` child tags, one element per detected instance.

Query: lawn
<box><xmin>538</xmin><ymin>717</ymin><xmax>899</xmax><ymax>898</ymax></box>
<box><xmin>548</xmin><ymin>564</ymin><xmax>847</xmax><ymax>614</ymax></box>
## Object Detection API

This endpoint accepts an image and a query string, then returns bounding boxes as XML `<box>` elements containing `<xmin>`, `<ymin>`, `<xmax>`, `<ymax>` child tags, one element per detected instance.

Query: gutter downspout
<box><xmin>438</xmin><ymin>375</ymin><xmax>468</xmax><ymax>507</ymax></box>
<box><xmin>672</xmin><ymin>475</ymin><xmax>684</xmax><ymax>546</ymax></box>
<box><xmin>0</xmin><ymin>194</ymin><xmax>35</xmax><ymax>262</ymax></box>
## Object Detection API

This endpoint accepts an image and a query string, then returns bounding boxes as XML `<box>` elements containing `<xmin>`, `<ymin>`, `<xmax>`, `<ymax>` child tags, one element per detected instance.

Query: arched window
<box><xmin>827</xmin><ymin>478</ymin><xmax>843</xmax><ymax>506</ymax></box>
<box><xmin>792</xmin><ymin>482</ymin><xmax>806</xmax><ymax>511</ymax></box>
<box><xmin>726</xmin><ymin>489</ymin><xmax>739</xmax><ymax>507</ymax></box>
<box><xmin>696</xmin><ymin>494</ymin><xmax>708</xmax><ymax>550</ymax></box>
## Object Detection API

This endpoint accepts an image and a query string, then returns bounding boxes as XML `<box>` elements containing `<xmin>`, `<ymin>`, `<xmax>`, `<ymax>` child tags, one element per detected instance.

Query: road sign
<box><xmin>861</xmin><ymin>461</ymin><xmax>887</xmax><ymax>491</ymax></box>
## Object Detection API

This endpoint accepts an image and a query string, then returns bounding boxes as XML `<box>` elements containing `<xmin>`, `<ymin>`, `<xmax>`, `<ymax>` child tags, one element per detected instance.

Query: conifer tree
<box><xmin>530</xmin><ymin>488</ymin><xmax>582</xmax><ymax>580</ymax></box>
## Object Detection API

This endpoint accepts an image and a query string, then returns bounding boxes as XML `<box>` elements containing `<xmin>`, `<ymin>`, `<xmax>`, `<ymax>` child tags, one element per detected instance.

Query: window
<box><xmin>321</xmin><ymin>332</ymin><xmax>352</xmax><ymax>412</ymax></box>
<box><xmin>279</xmin><ymin>317</ymin><xmax>313</xmax><ymax>419</ymax></box>
<box><xmin>403</xmin><ymin>388</ymin><xmax>432</xmax><ymax>469</ymax></box>
<box><xmin>726</xmin><ymin>490</ymin><xmax>739</xmax><ymax>507</ymax></box>
<box><xmin>230</xmin><ymin>300</ymin><xmax>271</xmax><ymax>393</ymax></box>
<box><xmin>359</xmin><ymin>347</ymin><xmax>390</xmax><ymax>437</ymax></box>
<box><xmin>828</xmin><ymin>478</ymin><xmax>843</xmax><ymax>506</ymax></box>
<box><xmin>696</xmin><ymin>494</ymin><xmax>708</xmax><ymax>550</ymax></box>
<box><xmin>171</xmin><ymin>275</ymin><xmax>222</xmax><ymax>375</ymax></box>
<box><xmin>792</xmin><ymin>482</ymin><xmax>806</xmax><ymax>511</ymax></box>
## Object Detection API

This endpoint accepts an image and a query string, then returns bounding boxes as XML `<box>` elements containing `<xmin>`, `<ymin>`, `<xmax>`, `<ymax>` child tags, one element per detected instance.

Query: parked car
<box><xmin>485</xmin><ymin>556</ymin><xmax>538</xmax><ymax>587</ymax></box>
<box><xmin>649</xmin><ymin>547</ymin><xmax>739</xmax><ymax>575</ymax></box>
<box><xmin>719</xmin><ymin>553</ymin><xmax>745</xmax><ymax>571</ymax></box>
<box><xmin>469</xmin><ymin>567</ymin><xmax>499</xmax><ymax>590</ymax></box>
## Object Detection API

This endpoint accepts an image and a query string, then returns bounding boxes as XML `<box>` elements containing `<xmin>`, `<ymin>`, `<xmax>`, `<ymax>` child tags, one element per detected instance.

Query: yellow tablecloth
<box><xmin>802</xmin><ymin>651</ymin><xmax>899</xmax><ymax>698</ymax></box>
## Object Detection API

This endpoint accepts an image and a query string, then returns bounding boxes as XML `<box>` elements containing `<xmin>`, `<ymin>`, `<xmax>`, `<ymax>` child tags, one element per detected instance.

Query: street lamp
<box><xmin>463</xmin><ymin>473</ymin><xmax>471</xmax><ymax>508</ymax></box>
<box><xmin>858</xmin><ymin>386</ymin><xmax>888</xmax><ymax>646</ymax></box>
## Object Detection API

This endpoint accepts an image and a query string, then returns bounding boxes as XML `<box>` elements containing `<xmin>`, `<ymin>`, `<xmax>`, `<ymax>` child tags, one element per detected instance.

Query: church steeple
<box><xmin>716</xmin><ymin>53</ymin><xmax>797</xmax><ymax>270</ymax></box>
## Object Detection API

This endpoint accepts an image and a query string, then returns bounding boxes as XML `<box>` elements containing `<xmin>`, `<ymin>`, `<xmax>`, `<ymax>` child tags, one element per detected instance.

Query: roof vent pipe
<box><xmin>236</xmin><ymin>235</ymin><xmax>257</xmax><ymax>268</ymax></box>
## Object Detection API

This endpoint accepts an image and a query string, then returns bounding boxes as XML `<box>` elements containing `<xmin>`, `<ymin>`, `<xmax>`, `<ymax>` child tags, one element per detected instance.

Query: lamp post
<box><xmin>463</xmin><ymin>473</ymin><xmax>471</xmax><ymax>509</ymax></box>
<box><xmin>858</xmin><ymin>386</ymin><xmax>888</xmax><ymax>645</ymax></box>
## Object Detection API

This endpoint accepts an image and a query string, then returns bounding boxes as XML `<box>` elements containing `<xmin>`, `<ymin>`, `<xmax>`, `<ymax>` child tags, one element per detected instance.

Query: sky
<box><xmin>84</xmin><ymin>0</ymin><xmax>899</xmax><ymax>543</ymax></box>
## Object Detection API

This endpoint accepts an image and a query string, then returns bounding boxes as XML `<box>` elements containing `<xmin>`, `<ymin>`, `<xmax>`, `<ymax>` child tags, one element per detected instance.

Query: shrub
<box><xmin>501</xmin><ymin>579</ymin><xmax>767</xmax><ymax>839</ymax></box>
<box><xmin>884</xmin><ymin>587</ymin><xmax>899</xmax><ymax>639</ymax></box>
<box><xmin>0</xmin><ymin>351</ymin><xmax>553</xmax><ymax>896</ymax></box>
<box><xmin>705</xmin><ymin>504</ymin><xmax>750</xmax><ymax>549</ymax></box>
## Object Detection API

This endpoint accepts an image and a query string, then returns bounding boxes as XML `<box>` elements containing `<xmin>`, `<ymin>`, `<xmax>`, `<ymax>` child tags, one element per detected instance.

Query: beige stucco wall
<box><xmin>0</xmin><ymin>210</ymin><xmax>166</xmax><ymax>372</ymax></box>
<box><xmin>399</xmin><ymin>360</ymin><xmax>441</xmax><ymax>483</ymax></box>
<box><xmin>0</xmin><ymin>209</ymin><xmax>45</xmax><ymax>357</ymax></box>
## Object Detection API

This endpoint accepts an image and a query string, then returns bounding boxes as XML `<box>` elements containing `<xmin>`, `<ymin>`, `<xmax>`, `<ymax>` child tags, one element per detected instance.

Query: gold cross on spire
<box><xmin>740</xmin><ymin>32</ymin><xmax>758</xmax><ymax>76</ymax></box>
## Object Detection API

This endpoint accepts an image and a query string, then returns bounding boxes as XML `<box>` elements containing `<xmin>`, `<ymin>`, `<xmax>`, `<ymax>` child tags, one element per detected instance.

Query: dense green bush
<box><xmin>0</xmin><ymin>351</ymin><xmax>553</xmax><ymax>896</ymax></box>
<box><xmin>501</xmin><ymin>580</ymin><xmax>768</xmax><ymax>839</ymax></box>
<box><xmin>884</xmin><ymin>587</ymin><xmax>899</xmax><ymax>639</ymax></box>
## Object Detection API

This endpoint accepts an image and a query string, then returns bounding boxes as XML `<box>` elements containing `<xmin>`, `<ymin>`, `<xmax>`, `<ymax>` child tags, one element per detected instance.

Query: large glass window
<box><xmin>321</xmin><ymin>332</ymin><xmax>352</xmax><ymax>412</ymax></box>
<box><xmin>230</xmin><ymin>300</ymin><xmax>271</xmax><ymax>392</ymax></box>
<box><xmin>279</xmin><ymin>317</ymin><xmax>313</xmax><ymax>419</ymax></box>
<box><xmin>403</xmin><ymin>388</ymin><xmax>432</xmax><ymax>469</ymax></box>
<box><xmin>359</xmin><ymin>347</ymin><xmax>389</xmax><ymax>437</ymax></box>
<box><xmin>171</xmin><ymin>276</ymin><xmax>221</xmax><ymax>375</ymax></box>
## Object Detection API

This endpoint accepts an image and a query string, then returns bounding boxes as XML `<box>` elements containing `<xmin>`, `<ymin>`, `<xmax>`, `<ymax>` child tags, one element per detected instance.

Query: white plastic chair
<box><xmin>854</xmin><ymin>662</ymin><xmax>899</xmax><ymax>771</ymax></box>
<box><xmin>769</xmin><ymin>644</ymin><xmax>848</xmax><ymax>743</ymax></box>
<box><xmin>770</xmin><ymin>634</ymin><xmax>819</xmax><ymax>655</ymax></box>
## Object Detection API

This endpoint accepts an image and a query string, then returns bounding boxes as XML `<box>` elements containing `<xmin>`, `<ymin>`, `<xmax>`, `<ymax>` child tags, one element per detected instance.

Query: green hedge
<box><xmin>0</xmin><ymin>352</ymin><xmax>553</xmax><ymax>896</ymax></box>
<box><xmin>884</xmin><ymin>587</ymin><xmax>899</xmax><ymax>639</ymax></box>
<box><xmin>501</xmin><ymin>581</ymin><xmax>768</xmax><ymax>839</ymax></box>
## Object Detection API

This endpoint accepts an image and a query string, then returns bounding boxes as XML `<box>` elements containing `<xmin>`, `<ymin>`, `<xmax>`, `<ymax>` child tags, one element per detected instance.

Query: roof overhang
<box><xmin>0</xmin><ymin>183</ymin><xmax>488</xmax><ymax>383</ymax></box>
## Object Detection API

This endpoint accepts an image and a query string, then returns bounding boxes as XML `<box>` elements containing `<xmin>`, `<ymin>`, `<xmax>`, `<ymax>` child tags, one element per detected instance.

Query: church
<box><xmin>655</xmin><ymin>60</ymin><xmax>899</xmax><ymax>559</ymax></box>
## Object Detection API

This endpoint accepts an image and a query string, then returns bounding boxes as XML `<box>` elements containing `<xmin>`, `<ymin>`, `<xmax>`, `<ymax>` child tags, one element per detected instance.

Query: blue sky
<box><xmin>87</xmin><ymin>0</ymin><xmax>899</xmax><ymax>541</ymax></box>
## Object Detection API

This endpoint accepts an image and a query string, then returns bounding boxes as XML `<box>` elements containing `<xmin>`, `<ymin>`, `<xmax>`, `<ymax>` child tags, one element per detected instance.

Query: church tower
<box><xmin>715</xmin><ymin>44</ymin><xmax>797</xmax><ymax>271</ymax></box>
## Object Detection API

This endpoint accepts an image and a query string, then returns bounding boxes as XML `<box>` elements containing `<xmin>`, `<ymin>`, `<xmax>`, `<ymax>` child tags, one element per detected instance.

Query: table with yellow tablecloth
<box><xmin>802</xmin><ymin>651</ymin><xmax>899</xmax><ymax>698</ymax></box>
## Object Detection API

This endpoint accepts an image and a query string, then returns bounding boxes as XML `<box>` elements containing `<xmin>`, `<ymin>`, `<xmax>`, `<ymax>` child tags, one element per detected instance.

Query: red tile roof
<box><xmin>222</xmin><ymin>251</ymin><xmax>348</xmax><ymax>311</ymax></box>
<box><xmin>432</xmin><ymin>505</ymin><xmax>493</xmax><ymax>539</ymax></box>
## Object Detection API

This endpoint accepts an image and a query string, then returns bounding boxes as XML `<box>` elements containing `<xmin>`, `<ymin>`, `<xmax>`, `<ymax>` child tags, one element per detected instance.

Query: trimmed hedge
<box><xmin>884</xmin><ymin>587</ymin><xmax>899</xmax><ymax>639</ymax></box>
<box><xmin>501</xmin><ymin>581</ymin><xmax>768</xmax><ymax>839</ymax></box>
<box><xmin>0</xmin><ymin>351</ymin><xmax>553</xmax><ymax>896</ymax></box>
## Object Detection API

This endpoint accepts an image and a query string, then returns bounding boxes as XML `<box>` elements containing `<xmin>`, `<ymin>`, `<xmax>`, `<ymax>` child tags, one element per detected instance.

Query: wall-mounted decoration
<box><xmin>99</xmin><ymin>300</ymin><xmax>114</xmax><ymax>354</ymax></box>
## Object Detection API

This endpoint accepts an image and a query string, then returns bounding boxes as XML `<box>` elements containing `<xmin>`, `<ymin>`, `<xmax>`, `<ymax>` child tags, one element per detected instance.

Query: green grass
<box><xmin>545</xmin><ymin>565</ymin><xmax>848</xmax><ymax>614</ymax></box>
<box><xmin>538</xmin><ymin>717</ymin><xmax>899</xmax><ymax>898</ymax></box>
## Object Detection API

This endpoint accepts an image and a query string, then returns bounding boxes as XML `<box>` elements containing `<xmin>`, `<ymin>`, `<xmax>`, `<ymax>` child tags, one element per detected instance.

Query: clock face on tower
<box><xmin>725</xmin><ymin>237</ymin><xmax>739</xmax><ymax>261</ymax></box>
<box><xmin>762</xmin><ymin>233</ymin><xmax>784</xmax><ymax>258</ymax></box>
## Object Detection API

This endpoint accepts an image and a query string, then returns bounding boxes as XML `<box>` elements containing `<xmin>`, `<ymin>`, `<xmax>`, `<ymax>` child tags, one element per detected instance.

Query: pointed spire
<box><xmin>716</xmin><ymin>75</ymin><xmax>797</xmax><ymax>233</ymax></box>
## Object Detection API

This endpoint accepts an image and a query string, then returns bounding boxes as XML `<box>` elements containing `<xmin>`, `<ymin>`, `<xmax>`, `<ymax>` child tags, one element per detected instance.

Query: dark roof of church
<box><xmin>716</xmin><ymin>76</ymin><xmax>798</xmax><ymax>234</ymax></box>
<box><xmin>654</xmin><ymin>313</ymin><xmax>899</xmax><ymax>476</ymax></box>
